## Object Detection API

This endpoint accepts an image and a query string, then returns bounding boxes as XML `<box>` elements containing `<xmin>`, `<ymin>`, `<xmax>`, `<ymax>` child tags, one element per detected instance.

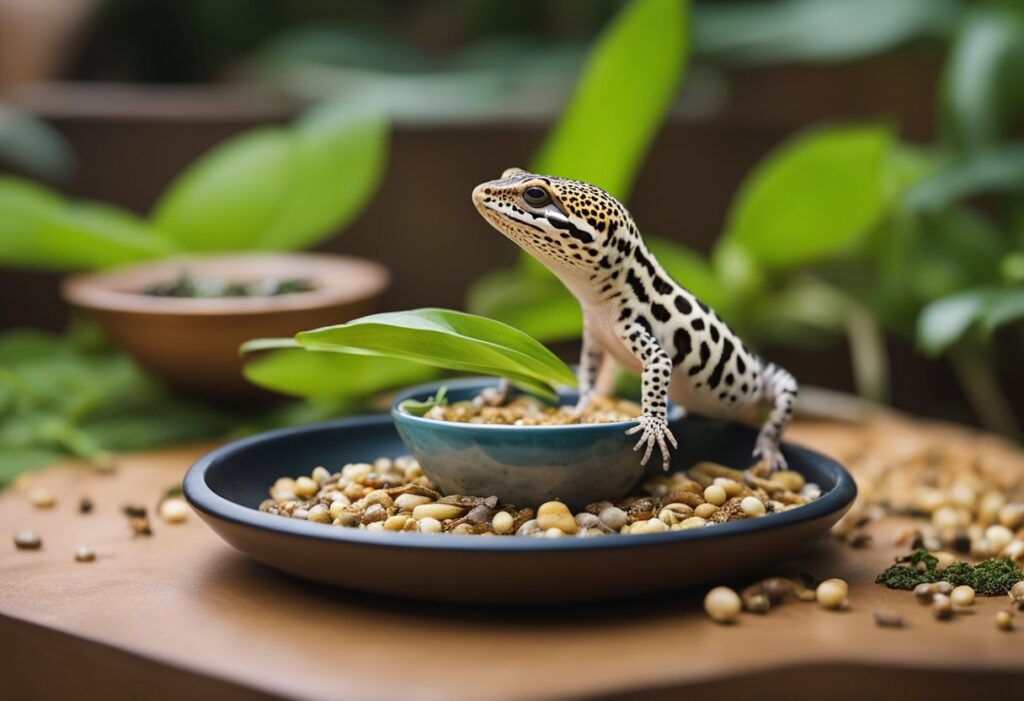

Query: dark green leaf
<box><xmin>917</xmin><ymin>288</ymin><xmax>991</xmax><ymax>355</ymax></box>
<box><xmin>0</xmin><ymin>106</ymin><xmax>75</xmax><ymax>182</ymax></box>
<box><xmin>904</xmin><ymin>144</ymin><xmax>1024</xmax><ymax>211</ymax></box>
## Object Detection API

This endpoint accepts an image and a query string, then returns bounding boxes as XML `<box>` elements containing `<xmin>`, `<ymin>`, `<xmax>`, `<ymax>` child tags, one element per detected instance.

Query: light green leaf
<box><xmin>465</xmin><ymin>267</ymin><xmax>582</xmax><ymax>343</ymax></box>
<box><xmin>984</xmin><ymin>287</ymin><xmax>1024</xmax><ymax>332</ymax></box>
<box><xmin>0</xmin><ymin>177</ymin><xmax>65</xmax><ymax>266</ymax></box>
<box><xmin>296</xmin><ymin>308</ymin><xmax>576</xmax><ymax>399</ymax></box>
<box><xmin>243</xmin><ymin>346</ymin><xmax>438</xmax><ymax>399</ymax></box>
<box><xmin>723</xmin><ymin>124</ymin><xmax>892</xmax><ymax>268</ymax></box>
<box><xmin>917</xmin><ymin>288</ymin><xmax>991</xmax><ymax>355</ymax></box>
<box><xmin>532</xmin><ymin>0</ymin><xmax>688</xmax><ymax>200</ymax></box>
<box><xmin>904</xmin><ymin>144</ymin><xmax>1024</xmax><ymax>211</ymax></box>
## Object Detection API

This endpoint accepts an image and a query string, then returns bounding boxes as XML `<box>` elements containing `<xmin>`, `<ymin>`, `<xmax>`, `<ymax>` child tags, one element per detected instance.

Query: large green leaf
<box><xmin>242</xmin><ymin>344</ymin><xmax>438</xmax><ymax>398</ymax></box>
<box><xmin>942</xmin><ymin>5</ymin><xmax>1024</xmax><ymax>154</ymax></box>
<box><xmin>152</xmin><ymin>104</ymin><xmax>387</xmax><ymax>253</ymax></box>
<box><xmin>904</xmin><ymin>144</ymin><xmax>1024</xmax><ymax>211</ymax></box>
<box><xmin>295</xmin><ymin>309</ymin><xmax>576</xmax><ymax>399</ymax></box>
<box><xmin>532</xmin><ymin>0</ymin><xmax>688</xmax><ymax>200</ymax></box>
<box><xmin>723</xmin><ymin>124</ymin><xmax>893</xmax><ymax>268</ymax></box>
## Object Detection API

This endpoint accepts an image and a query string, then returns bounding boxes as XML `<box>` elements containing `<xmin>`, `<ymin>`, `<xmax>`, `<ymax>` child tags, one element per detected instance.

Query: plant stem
<box><xmin>949</xmin><ymin>346</ymin><xmax>1022</xmax><ymax>440</ymax></box>
<box><xmin>845</xmin><ymin>300</ymin><xmax>890</xmax><ymax>403</ymax></box>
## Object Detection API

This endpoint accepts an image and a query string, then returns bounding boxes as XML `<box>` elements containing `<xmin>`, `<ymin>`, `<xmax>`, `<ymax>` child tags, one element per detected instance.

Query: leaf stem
<box><xmin>948</xmin><ymin>346</ymin><xmax>1022</xmax><ymax>440</ymax></box>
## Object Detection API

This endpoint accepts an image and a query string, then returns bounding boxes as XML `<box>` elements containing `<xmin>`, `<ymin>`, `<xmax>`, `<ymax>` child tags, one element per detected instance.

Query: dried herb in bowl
<box><xmin>143</xmin><ymin>273</ymin><xmax>314</xmax><ymax>298</ymax></box>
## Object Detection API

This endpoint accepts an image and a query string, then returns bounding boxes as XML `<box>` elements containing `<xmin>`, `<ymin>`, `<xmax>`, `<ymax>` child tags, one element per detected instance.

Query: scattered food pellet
<box><xmin>932</xmin><ymin>593</ymin><xmax>953</xmax><ymax>620</ymax></box>
<box><xmin>951</xmin><ymin>585</ymin><xmax>975</xmax><ymax>607</ymax></box>
<box><xmin>816</xmin><ymin>579</ymin><xmax>849</xmax><ymax>610</ymax></box>
<box><xmin>740</xmin><ymin>496</ymin><xmax>766</xmax><ymax>517</ymax></box>
<box><xmin>703</xmin><ymin>485</ymin><xmax>727</xmax><ymax>507</ymax></box>
<box><xmin>14</xmin><ymin>530</ymin><xmax>42</xmax><ymax>550</ymax></box>
<box><xmin>1010</xmin><ymin>581</ymin><xmax>1024</xmax><ymax>606</ymax></box>
<box><xmin>79</xmin><ymin>497</ymin><xmax>94</xmax><ymax>514</ymax></box>
<box><xmin>704</xmin><ymin>586</ymin><xmax>742</xmax><ymax>623</ymax></box>
<box><xmin>74</xmin><ymin>546</ymin><xmax>96</xmax><ymax>562</ymax></box>
<box><xmin>159</xmin><ymin>498</ymin><xmax>190</xmax><ymax>524</ymax></box>
<box><xmin>914</xmin><ymin>582</ymin><xmax>936</xmax><ymax>604</ymax></box>
<box><xmin>123</xmin><ymin>505</ymin><xmax>152</xmax><ymax>536</ymax></box>
<box><xmin>425</xmin><ymin>393</ymin><xmax>641</xmax><ymax>425</ymax></box>
<box><xmin>873</xmin><ymin>610</ymin><xmax>905</xmax><ymax>628</ymax></box>
<box><xmin>27</xmin><ymin>488</ymin><xmax>56</xmax><ymax>509</ymax></box>
<box><xmin>537</xmin><ymin>501</ymin><xmax>576</xmax><ymax>534</ymax></box>
<box><xmin>996</xmin><ymin>610</ymin><xmax>1014</xmax><ymax>631</ymax></box>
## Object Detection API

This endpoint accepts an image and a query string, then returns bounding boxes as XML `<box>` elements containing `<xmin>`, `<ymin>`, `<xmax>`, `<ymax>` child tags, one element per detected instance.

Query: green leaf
<box><xmin>532</xmin><ymin>0</ymin><xmax>688</xmax><ymax>200</ymax></box>
<box><xmin>984</xmin><ymin>287</ymin><xmax>1024</xmax><ymax>331</ymax></box>
<box><xmin>693</xmin><ymin>0</ymin><xmax>956</xmax><ymax>65</ymax></box>
<box><xmin>242</xmin><ymin>345</ymin><xmax>439</xmax><ymax>399</ymax></box>
<box><xmin>723</xmin><ymin>124</ymin><xmax>892</xmax><ymax>268</ymax></box>
<box><xmin>398</xmin><ymin>387</ymin><xmax>448</xmax><ymax>417</ymax></box>
<box><xmin>0</xmin><ymin>107</ymin><xmax>75</xmax><ymax>182</ymax></box>
<box><xmin>465</xmin><ymin>267</ymin><xmax>583</xmax><ymax>343</ymax></box>
<box><xmin>152</xmin><ymin>103</ymin><xmax>388</xmax><ymax>253</ymax></box>
<box><xmin>916</xmin><ymin>288</ymin><xmax>1010</xmax><ymax>356</ymax></box>
<box><xmin>942</xmin><ymin>5</ymin><xmax>1024</xmax><ymax>154</ymax></box>
<box><xmin>296</xmin><ymin>308</ymin><xmax>576</xmax><ymax>400</ymax></box>
<box><xmin>904</xmin><ymin>144</ymin><xmax>1024</xmax><ymax>211</ymax></box>
<box><xmin>0</xmin><ymin>447</ymin><xmax>65</xmax><ymax>485</ymax></box>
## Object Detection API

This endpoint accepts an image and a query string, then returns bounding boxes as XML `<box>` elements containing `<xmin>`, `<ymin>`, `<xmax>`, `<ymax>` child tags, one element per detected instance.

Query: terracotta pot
<box><xmin>61</xmin><ymin>252</ymin><xmax>388</xmax><ymax>401</ymax></box>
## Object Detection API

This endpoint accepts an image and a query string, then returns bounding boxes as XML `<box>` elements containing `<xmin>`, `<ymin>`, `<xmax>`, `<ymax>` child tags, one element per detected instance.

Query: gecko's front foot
<box><xmin>625</xmin><ymin>413</ymin><xmax>677</xmax><ymax>470</ymax></box>
<box><xmin>753</xmin><ymin>433</ymin><xmax>788</xmax><ymax>471</ymax></box>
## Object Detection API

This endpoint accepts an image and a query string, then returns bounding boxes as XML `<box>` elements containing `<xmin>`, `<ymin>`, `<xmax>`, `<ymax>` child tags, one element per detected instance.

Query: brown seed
<box><xmin>27</xmin><ymin>487</ymin><xmax>56</xmax><ymax>509</ymax></box>
<box><xmin>873</xmin><ymin>610</ymin><xmax>905</xmax><ymax>628</ymax></box>
<box><xmin>79</xmin><ymin>497</ymin><xmax>94</xmax><ymax>514</ymax></box>
<box><xmin>14</xmin><ymin>530</ymin><xmax>41</xmax><ymax>549</ymax></box>
<box><xmin>995</xmin><ymin>610</ymin><xmax>1014</xmax><ymax>631</ymax></box>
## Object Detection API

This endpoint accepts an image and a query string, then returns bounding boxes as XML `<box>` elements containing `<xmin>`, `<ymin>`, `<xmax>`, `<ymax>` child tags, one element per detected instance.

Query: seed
<box><xmin>536</xmin><ymin>501</ymin><xmax>576</xmax><ymax>535</ymax></box>
<box><xmin>631</xmin><ymin>517</ymin><xmax>668</xmax><ymax>534</ymax></box>
<box><xmin>329</xmin><ymin>501</ymin><xmax>352</xmax><ymax>520</ymax></box>
<box><xmin>516</xmin><ymin>519</ymin><xmax>541</xmax><ymax>536</ymax></box>
<box><xmin>703</xmin><ymin>485</ymin><xmax>727</xmax><ymax>507</ymax></box>
<box><xmin>985</xmin><ymin>525</ymin><xmax>1014</xmax><ymax>554</ymax></box>
<box><xmin>596</xmin><ymin>506</ymin><xmax>627</xmax><ymax>531</ymax></box>
<box><xmin>933</xmin><ymin>551</ymin><xmax>958</xmax><ymax>570</ymax></box>
<box><xmin>364</xmin><ymin>490</ymin><xmax>394</xmax><ymax>509</ymax></box>
<box><xmin>384</xmin><ymin>515</ymin><xmax>409</xmax><ymax>531</ymax></box>
<box><xmin>932</xmin><ymin>593</ymin><xmax>953</xmax><ymax>620</ymax></box>
<box><xmin>332</xmin><ymin>511</ymin><xmax>360</xmax><ymax>527</ymax></box>
<box><xmin>740</xmin><ymin>496</ymin><xmax>766</xmax><ymax>517</ymax></box>
<box><xmin>74</xmin><ymin>546</ymin><xmax>96</xmax><ymax>562</ymax></box>
<box><xmin>873</xmin><ymin>610</ymin><xmax>904</xmax><ymax>628</ymax></box>
<box><xmin>311</xmin><ymin>466</ymin><xmax>332</xmax><ymax>485</ymax></box>
<box><xmin>704</xmin><ymin>586</ymin><xmax>742</xmax><ymax>623</ymax></box>
<box><xmin>492</xmin><ymin>511</ymin><xmax>514</xmax><ymax>534</ymax></box>
<box><xmin>341</xmin><ymin>462</ymin><xmax>372</xmax><ymax>480</ymax></box>
<box><xmin>418</xmin><ymin>517</ymin><xmax>442</xmax><ymax>534</ymax></box>
<box><xmin>680</xmin><ymin>516</ymin><xmax>706</xmax><ymax>530</ymax></box>
<box><xmin>306</xmin><ymin>504</ymin><xmax>331</xmax><ymax>523</ymax></box>
<box><xmin>934</xmin><ymin>581</ymin><xmax>953</xmax><ymax>596</ymax></box>
<box><xmin>695</xmin><ymin>503</ymin><xmax>719</xmax><ymax>519</ymax></box>
<box><xmin>713</xmin><ymin>478</ymin><xmax>743</xmax><ymax>498</ymax></box>
<box><xmin>361</xmin><ymin>503</ymin><xmax>387</xmax><ymax>524</ymax></box>
<box><xmin>970</xmin><ymin>538</ymin><xmax>995</xmax><ymax>559</ymax></box>
<box><xmin>292</xmin><ymin>508</ymin><xmax>309</xmax><ymax>520</ymax></box>
<box><xmin>412</xmin><ymin>503</ymin><xmax>464</xmax><ymax>521</ymax></box>
<box><xmin>544</xmin><ymin>527</ymin><xmax>565</xmax><ymax>538</ymax></box>
<box><xmin>159</xmin><ymin>497</ymin><xmax>189</xmax><ymax>523</ymax></box>
<box><xmin>1009</xmin><ymin>581</ymin><xmax>1024</xmax><ymax>604</ymax></box>
<box><xmin>770</xmin><ymin>470</ymin><xmax>805</xmax><ymax>492</ymax></box>
<box><xmin>932</xmin><ymin>506</ymin><xmax>960</xmax><ymax>530</ymax></box>
<box><xmin>816</xmin><ymin>579</ymin><xmax>848</xmax><ymax>610</ymax></box>
<box><xmin>951</xmin><ymin>585</ymin><xmax>975</xmax><ymax>607</ymax></box>
<box><xmin>1003</xmin><ymin>540</ymin><xmax>1024</xmax><ymax>563</ymax></box>
<box><xmin>914</xmin><ymin>583</ymin><xmax>937</xmax><ymax>604</ymax></box>
<box><xmin>995</xmin><ymin>611</ymin><xmax>1014</xmax><ymax>631</ymax></box>
<box><xmin>27</xmin><ymin>488</ymin><xmax>56</xmax><ymax>509</ymax></box>
<box><xmin>14</xmin><ymin>530</ymin><xmax>41</xmax><ymax>549</ymax></box>
<box><xmin>79</xmin><ymin>497</ymin><xmax>94</xmax><ymax>514</ymax></box>
<box><xmin>658</xmin><ymin>503</ymin><xmax>694</xmax><ymax>525</ymax></box>
<box><xmin>293</xmin><ymin>477</ymin><xmax>319</xmax><ymax>498</ymax></box>
<box><xmin>998</xmin><ymin>503</ymin><xmax>1024</xmax><ymax>530</ymax></box>
<box><xmin>394</xmin><ymin>494</ymin><xmax>432</xmax><ymax>511</ymax></box>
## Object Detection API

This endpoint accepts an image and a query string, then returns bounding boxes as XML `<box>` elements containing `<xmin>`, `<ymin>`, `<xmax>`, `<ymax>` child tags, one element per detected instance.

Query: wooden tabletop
<box><xmin>2</xmin><ymin>412</ymin><xmax>1022</xmax><ymax>701</ymax></box>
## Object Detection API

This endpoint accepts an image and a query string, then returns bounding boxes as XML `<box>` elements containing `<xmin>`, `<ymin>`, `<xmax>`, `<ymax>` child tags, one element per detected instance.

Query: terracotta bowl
<box><xmin>62</xmin><ymin>252</ymin><xmax>388</xmax><ymax>401</ymax></box>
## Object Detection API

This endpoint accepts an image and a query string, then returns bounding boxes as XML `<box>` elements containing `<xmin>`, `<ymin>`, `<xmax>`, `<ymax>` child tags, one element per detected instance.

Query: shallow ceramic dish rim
<box><xmin>184</xmin><ymin>414</ymin><xmax>857</xmax><ymax>553</ymax></box>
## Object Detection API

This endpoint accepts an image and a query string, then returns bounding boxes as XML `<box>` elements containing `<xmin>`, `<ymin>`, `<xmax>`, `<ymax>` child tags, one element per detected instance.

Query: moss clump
<box><xmin>875</xmin><ymin>549</ymin><xmax>1024</xmax><ymax>595</ymax></box>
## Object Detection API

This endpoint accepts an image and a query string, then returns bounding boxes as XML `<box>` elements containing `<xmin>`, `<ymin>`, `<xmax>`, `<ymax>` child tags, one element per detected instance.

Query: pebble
<box><xmin>536</xmin><ymin>501</ymin><xmax>576</xmax><ymax>535</ymax></box>
<box><xmin>740</xmin><ymin>496</ymin><xmax>766</xmax><ymax>517</ymax></box>
<box><xmin>74</xmin><ymin>546</ymin><xmax>96</xmax><ymax>562</ymax></box>
<box><xmin>159</xmin><ymin>498</ymin><xmax>190</xmax><ymax>523</ymax></box>
<box><xmin>293</xmin><ymin>477</ymin><xmax>319</xmax><ymax>498</ymax></box>
<box><xmin>703</xmin><ymin>485</ymin><xmax>727</xmax><ymax>507</ymax></box>
<box><xmin>27</xmin><ymin>487</ymin><xmax>57</xmax><ymax>509</ymax></box>
<box><xmin>492</xmin><ymin>511</ymin><xmax>514</xmax><ymax>534</ymax></box>
<box><xmin>816</xmin><ymin>579</ymin><xmax>848</xmax><ymax>610</ymax></box>
<box><xmin>598</xmin><ymin>506</ymin><xmax>628</xmax><ymax>531</ymax></box>
<box><xmin>411</xmin><ymin>503</ymin><xmax>464</xmax><ymax>521</ymax></box>
<box><xmin>995</xmin><ymin>611</ymin><xmax>1014</xmax><ymax>631</ymax></box>
<box><xmin>14</xmin><ymin>530</ymin><xmax>41</xmax><ymax>550</ymax></box>
<box><xmin>950</xmin><ymin>585</ymin><xmax>975</xmax><ymax>607</ymax></box>
<box><xmin>418</xmin><ymin>517</ymin><xmax>442</xmax><ymax>534</ymax></box>
<box><xmin>704</xmin><ymin>587</ymin><xmax>742</xmax><ymax>623</ymax></box>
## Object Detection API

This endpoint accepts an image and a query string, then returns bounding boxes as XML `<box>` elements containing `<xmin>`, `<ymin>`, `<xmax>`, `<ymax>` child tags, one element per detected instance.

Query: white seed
<box><xmin>800</xmin><ymin>483</ymin><xmax>822</xmax><ymax>500</ymax></box>
<box><xmin>293</xmin><ymin>476</ymin><xmax>319</xmax><ymax>498</ymax></box>
<box><xmin>1002</xmin><ymin>539</ymin><xmax>1024</xmax><ymax>563</ymax></box>
<box><xmin>933</xmin><ymin>551</ymin><xmax>958</xmax><ymax>570</ymax></box>
<box><xmin>985</xmin><ymin>525</ymin><xmax>1014</xmax><ymax>553</ymax></box>
<box><xmin>311</xmin><ymin>466</ymin><xmax>332</xmax><ymax>485</ymax></box>
<box><xmin>740</xmin><ymin>496</ymin><xmax>766</xmax><ymax>517</ymax></box>
<box><xmin>1009</xmin><ymin>581</ymin><xmax>1024</xmax><ymax>604</ymax></box>
<box><xmin>14</xmin><ymin>530</ymin><xmax>41</xmax><ymax>549</ymax></box>
<box><xmin>950</xmin><ymin>585</ymin><xmax>975</xmax><ymax>607</ymax></box>
<box><xmin>492</xmin><ymin>511</ymin><xmax>514</xmax><ymax>534</ymax></box>
<box><xmin>695</xmin><ymin>503</ymin><xmax>719</xmax><ymax>519</ymax></box>
<box><xmin>598</xmin><ymin>506</ymin><xmax>628</xmax><ymax>531</ymax></box>
<box><xmin>159</xmin><ymin>498</ymin><xmax>189</xmax><ymax>523</ymax></box>
<box><xmin>544</xmin><ymin>527</ymin><xmax>565</xmax><ymax>538</ymax></box>
<box><xmin>418</xmin><ymin>517</ymin><xmax>442</xmax><ymax>534</ymax></box>
<box><xmin>341</xmin><ymin>463</ymin><xmax>372</xmax><ymax>481</ymax></box>
<box><xmin>412</xmin><ymin>503</ymin><xmax>464</xmax><ymax>521</ymax></box>
<box><xmin>74</xmin><ymin>545</ymin><xmax>96</xmax><ymax>562</ymax></box>
<box><xmin>998</xmin><ymin>503</ymin><xmax>1024</xmax><ymax>530</ymax></box>
<box><xmin>934</xmin><ymin>581</ymin><xmax>953</xmax><ymax>596</ymax></box>
<box><xmin>27</xmin><ymin>487</ymin><xmax>56</xmax><ymax>509</ymax></box>
<box><xmin>931</xmin><ymin>506</ymin><xmax>960</xmax><ymax>530</ymax></box>
<box><xmin>330</xmin><ymin>493</ymin><xmax>352</xmax><ymax>506</ymax></box>
<box><xmin>680</xmin><ymin>516</ymin><xmax>706</xmax><ymax>530</ymax></box>
<box><xmin>704</xmin><ymin>586</ymin><xmax>742</xmax><ymax>623</ymax></box>
<box><xmin>970</xmin><ymin>537</ymin><xmax>995</xmax><ymax>560</ymax></box>
<box><xmin>914</xmin><ymin>582</ymin><xmax>937</xmax><ymax>603</ymax></box>
<box><xmin>631</xmin><ymin>517</ymin><xmax>669</xmax><ymax>534</ymax></box>
<box><xmin>394</xmin><ymin>494</ymin><xmax>432</xmax><ymax>511</ymax></box>
<box><xmin>536</xmin><ymin>501</ymin><xmax>576</xmax><ymax>534</ymax></box>
<box><xmin>703</xmin><ymin>485</ymin><xmax>727</xmax><ymax>507</ymax></box>
<box><xmin>384</xmin><ymin>515</ymin><xmax>409</xmax><ymax>531</ymax></box>
<box><xmin>816</xmin><ymin>579</ymin><xmax>848</xmax><ymax>610</ymax></box>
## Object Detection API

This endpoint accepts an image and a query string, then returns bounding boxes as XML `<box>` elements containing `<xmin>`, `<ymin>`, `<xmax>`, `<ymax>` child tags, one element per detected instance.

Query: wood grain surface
<box><xmin>1</xmin><ymin>412</ymin><xmax>1022</xmax><ymax>701</ymax></box>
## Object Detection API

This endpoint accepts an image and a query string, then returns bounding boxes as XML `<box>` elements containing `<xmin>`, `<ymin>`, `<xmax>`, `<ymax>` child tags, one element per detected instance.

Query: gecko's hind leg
<box><xmin>753</xmin><ymin>361</ymin><xmax>798</xmax><ymax>471</ymax></box>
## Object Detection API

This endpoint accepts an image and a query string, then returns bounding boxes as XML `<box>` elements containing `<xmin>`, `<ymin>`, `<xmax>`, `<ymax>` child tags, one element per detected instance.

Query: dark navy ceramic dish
<box><xmin>184</xmin><ymin>411</ymin><xmax>856</xmax><ymax>604</ymax></box>
<box><xmin>391</xmin><ymin>377</ymin><xmax>684</xmax><ymax>509</ymax></box>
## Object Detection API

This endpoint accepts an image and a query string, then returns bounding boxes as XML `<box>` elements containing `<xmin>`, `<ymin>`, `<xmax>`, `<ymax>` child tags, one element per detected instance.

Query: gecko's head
<box><xmin>472</xmin><ymin>167</ymin><xmax>627</xmax><ymax>273</ymax></box>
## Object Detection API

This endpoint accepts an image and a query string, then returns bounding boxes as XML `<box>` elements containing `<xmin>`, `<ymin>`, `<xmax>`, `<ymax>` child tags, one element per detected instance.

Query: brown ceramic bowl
<box><xmin>62</xmin><ymin>252</ymin><xmax>389</xmax><ymax>401</ymax></box>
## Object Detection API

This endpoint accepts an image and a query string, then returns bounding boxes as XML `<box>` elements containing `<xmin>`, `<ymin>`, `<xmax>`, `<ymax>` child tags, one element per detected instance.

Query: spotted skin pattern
<box><xmin>472</xmin><ymin>168</ymin><xmax>798</xmax><ymax>470</ymax></box>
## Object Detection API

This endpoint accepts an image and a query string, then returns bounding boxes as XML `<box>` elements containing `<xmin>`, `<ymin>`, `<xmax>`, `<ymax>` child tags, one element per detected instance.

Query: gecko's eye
<box><xmin>523</xmin><ymin>187</ymin><xmax>550</xmax><ymax>207</ymax></box>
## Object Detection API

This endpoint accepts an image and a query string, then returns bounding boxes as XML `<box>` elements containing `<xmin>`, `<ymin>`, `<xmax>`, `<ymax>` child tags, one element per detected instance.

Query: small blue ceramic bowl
<box><xmin>391</xmin><ymin>377</ymin><xmax>683</xmax><ymax>509</ymax></box>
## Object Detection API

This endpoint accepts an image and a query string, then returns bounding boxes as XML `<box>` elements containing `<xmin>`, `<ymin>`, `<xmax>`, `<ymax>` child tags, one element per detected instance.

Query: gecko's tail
<box><xmin>754</xmin><ymin>359</ymin><xmax>798</xmax><ymax>470</ymax></box>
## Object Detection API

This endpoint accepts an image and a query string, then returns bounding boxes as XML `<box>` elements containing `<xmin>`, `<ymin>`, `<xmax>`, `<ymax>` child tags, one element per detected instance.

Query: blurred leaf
<box><xmin>80</xmin><ymin>399</ymin><xmax>235</xmax><ymax>451</ymax></box>
<box><xmin>904</xmin><ymin>144</ymin><xmax>1024</xmax><ymax>211</ymax></box>
<box><xmin>0</xmin><ymin>106</ymin><xmax>75</xmax><ymax>182</ymax></box>
<box><xmin>259</xmin><ymin>26</ymin><xmax>428</xmax><ymax>72</ymax></box>
<box><xmin>465</xmin><ymin>267</ymin><xmax>582</xmax><ymax>343</ymax></box>
<box><xmin>243</xmin><ymin>345</ymin><xmax>438</xmax><ymax>399</ymax></box>
<box><xmin>0</xmin><ymin>447</ymin><xmax>65</xmax><ymax>485</ymax></box>
<box><xmin>723</xmin><ymin>124</ymin><xmax>892</xmax><ymax>268</ymax></box>
<box><xmin>942</xmin><ymin>4</ymin><xmax>1024</xmax><ymax>153</ymax></box>
<box><xmin>916</xmin><ymin>286</ymin><xmax>1024</xmax><ymax>355</ymax></box>
<box><xmin>295</xmin><ymin>309</ymin><xmax>577</xmax><ymax>399</ymax></box>
<box><xmin>152</xmin><ymin>103</ymin><xmax>387</xmax><ymax>252</ymax></box>
<box><xmin>693</xmin><ymin>0</ymin><xmax>956</xmax><ymax>65</ymax></box>
<box><xmin>985</xmin><ymin>287</ymin><xmax>1024</xmax><ymax>331</ymax></box>
<box><xmin>648</xmin><ymin>237</ymin><xmax>731</xmax><ymax>312</ymax></box>
<box><xmin>532</xmin><ymin>0</ymin><xmax>688</xmax><ymax>200</ymax></box>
